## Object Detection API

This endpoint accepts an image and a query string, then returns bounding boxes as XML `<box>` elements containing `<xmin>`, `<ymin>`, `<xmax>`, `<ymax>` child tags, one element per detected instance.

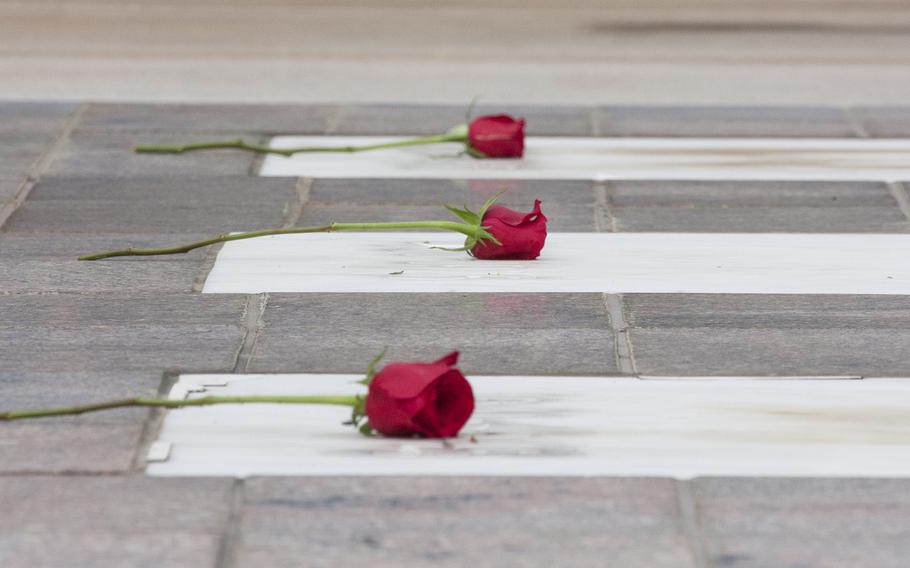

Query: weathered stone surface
<box><xmin>598</xmin><ymin>106</ymin><xmax>857</xmax><ymax>137</ymax></box>
<box><xmin>45</xmin><ymin>129</ymin><xmax>259</xmax><ymax>177</ymax></box>
<box><xmin>0</xmin><ymin>475</ymin><xmax>233</xmax><ymax>567</ymax></box>
<box><xmin>693</xmin><ymin>477</ymin><xmax>910</xmax><ymax>568</ymax></box>
<box><xmin>0</xmin><ymin>294</ymin><xmax>247</xmax><ymax>372</ymax></box>
<box><xmin>236</xmin><ymin>476</ymin><xmax>693</xmax><ymax>568</ymax></box>
<box><xmin>7</xmin><ymin>176</ymin><xmax>297</xmax><ymax>233</ymax></box>
<box><xmin>0</xmin><ymin>422</ymin><xmax>145</xmax><ymax>473</ymax></box>
<box><xmin>80</xmin><ymin>102</ymin><xmax>337</xmax><ymax>133</ymax></box>
<box><xmin>250</xmin><ymin>293</ymin><xmax>617</xmax><ymax>375</ymax></box>
<box><xmin>625</xmin><ymin>294</ymin><xmax>910</xmax><ymax>376</ymax></box>
<box><xmin>853</xmin><ymin>106</ymin><xmax>910</xmax><ymax>137</ymax></box>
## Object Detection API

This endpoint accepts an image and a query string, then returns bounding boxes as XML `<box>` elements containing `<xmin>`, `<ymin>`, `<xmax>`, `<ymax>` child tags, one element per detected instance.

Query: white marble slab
<box><xmin>201</xmin><ymin>232</ymin><xmax>910</xmax><ymax>294</ymax></box>
<box><xmin>260</xmin><ymin>136</ymin><xmax>910</xmax><ymax>181</ymax></box>
<box><xmin>147</xmin><ymin>374</ymin><xmax>910</xmax><ymax>478</ymax></box>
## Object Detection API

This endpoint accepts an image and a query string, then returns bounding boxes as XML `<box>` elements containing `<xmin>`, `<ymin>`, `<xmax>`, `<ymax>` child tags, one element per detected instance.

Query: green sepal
<box><xmin>445</xmin><ymin>204</ymin><xmax>480</xmax><ymax>225</ymax></box>
<box><xmin>464</xmin><ymin>146</ymin><xmax>487</xmax><ymax>159</ymax></box>
<box><xmin>445</xmin><ymin>123</ymin><xmax>468</xmax><ymax>138</ymax></box>
<box><xmin>357</xmin><ymin>348</ymin><xmax>387</xmax><ymax>385</ymax></box>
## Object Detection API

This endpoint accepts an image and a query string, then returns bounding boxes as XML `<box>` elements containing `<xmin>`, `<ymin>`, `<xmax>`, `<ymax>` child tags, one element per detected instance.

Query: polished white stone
<box><xmin>260</xmin><ymin>137</ymin><xmax>910</xmax><ymax>181</ymax></box>
<box><xmin>147</xmin><ymin>374</ymin><xmax>910</xmax><ymax>478</ymax></box>
<box><xmin>201</xmin><ymin>232</ymin><xmax>910</xmax><ymax>294</ymax></box>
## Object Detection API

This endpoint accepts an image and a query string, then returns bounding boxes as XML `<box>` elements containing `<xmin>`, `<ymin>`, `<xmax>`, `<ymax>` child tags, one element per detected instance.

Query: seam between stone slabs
<box><xmin>889</xmin><ymin>181</ymin><xmax>910</xmax><ymax>222</ymax></box>
<box><xmin>844</xmin><ymin>106</ymin><xmax>871</xmax><ymax>138</ymax></box>
<box><xmin>603</xmin><ymin>293</ymin><xmax>636</xmax><ymax>375</ymax></box>
<box><xmin>247</xmin><ymin>134</ymin><xmax>271</xmax><ymax>176</ymax></box>
<box><xmin>130</xmin><ymin>370</ymin><xmax>182</xmax><ymax>472</ymax></box>
<box><xmin>675</xmin><ymin>479</ymin><xmax>713</xmax><ymax>568</ymax></box>
<box><xmin>593</xmin><ymin>180</ymin><xmax>616</xmax><ymax>232</ymax></box>
<box><xmin>232</xmin><ymin>293</ymin><xmax>269</xmax><ymax>374</ymax></box>
<box><xmin>0</xmin><ymin>102</ymin><xmax>88</xmax><ymax>230</ymax></box>
<box><xmin>281</xmin><ymin>177</ymin><xmax>312</xmax><ymax>228</ymax></box>
<box><xmin>215</xmin><ymin>478</ymin><xmax>246</xmax><ymax>568</ymax></box>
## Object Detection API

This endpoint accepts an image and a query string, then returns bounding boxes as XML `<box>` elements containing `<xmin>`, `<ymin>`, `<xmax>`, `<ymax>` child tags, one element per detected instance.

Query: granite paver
<box><xmin>597</xmin><ymin>106</ymin><xmax>859</xmax><ymax>137</ymax></box>
<box><xmin>693</xmin><ymin>478</ymin><xmax>910</xmax><ymax>568</ymax></box>
<box><xmin>0</xmin><ymin>294</ymin><xmax>248</xmax><ymax>372</ymax></box>
<box><xmin>624</xmin><ymin>294</ymin><xmax>910</xmax><ymax>376</ymax></box>
<box><xmin>235</xmin><ymin>477</ymin><xmax>694</xmax><ymax>568</ymax></box>
<box><xmin>605</xmin><ymin>180</ymin><xmax>909</xmax><ymax>233</ymax></box>
<box><xmin>44</xmin><ymin>129</ymin><xmax>260</xmax><ymax>178</ymax></box>
<box><xmin>853</xmin><ymin>106</ymin><xmax>910</xmax><ymax>137</ymax></box>
<box><xmin>6</xmin><ymin>176</ymin><xmax>298</xmax><ymax>233</ymax></box>
<box><xmin>0</xmin><ymin>476</ymin><xmax>234</xmax><ymax>567</ymax></box>
<box><xmin>249</xmin><ymin>293</ymin><xmax>617</xmax><ymax>375</ymax></box>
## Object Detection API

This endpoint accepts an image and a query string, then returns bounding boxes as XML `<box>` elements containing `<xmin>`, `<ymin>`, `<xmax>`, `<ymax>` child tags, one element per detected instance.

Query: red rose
<box><xmin>365</xmin><ymin>351</ymin><xmax>474</xmax><ymax>438</ymax></box>
<box><xmin>468</xmin><ymin>114</ymin><xmax>525</xmax><ymax>158</ymax></box>
<box><xmin>472</xmin><ymin>199</ymin><xmax>547</xmax><ymax>260</ymax></box>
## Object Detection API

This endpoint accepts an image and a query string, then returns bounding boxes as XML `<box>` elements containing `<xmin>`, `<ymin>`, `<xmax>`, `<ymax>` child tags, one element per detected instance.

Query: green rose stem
<box><xmin>133</xmin><ymin>131</ymin><xmax>468</xmax><ymax>156</ymax></box>
<box><xmin>78</xmin><ymin>220</ymin><xmax>493</xmax><ymax>260</ymax></box>
<box><xmin>0</xmin><ymin>395</ymin><xmax>359</xmax><ymax>422</ymax></box>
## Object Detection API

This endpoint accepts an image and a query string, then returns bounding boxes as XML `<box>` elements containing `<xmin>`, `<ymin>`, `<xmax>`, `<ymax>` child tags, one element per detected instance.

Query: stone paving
<box><xmin>2</xmin><ymin>102</ymin><xmax>910</xmax><ymax>567</ymax></box>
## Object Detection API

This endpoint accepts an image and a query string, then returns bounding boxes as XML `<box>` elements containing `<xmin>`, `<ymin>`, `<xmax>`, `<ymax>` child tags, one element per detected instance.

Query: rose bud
<box><xmin>365</xmin><ymin>351</ymin><xmax>474</xmax><ymax>438</ymax></box>
<box><xmin>468</xmin><ymin>114</ymin><xmax>525</xmax><ymax>158</ymax></box>
<box><xmin>471</xmin><ymin>199</ymin><xmax>547</xmax><ymax>260</ymax></box>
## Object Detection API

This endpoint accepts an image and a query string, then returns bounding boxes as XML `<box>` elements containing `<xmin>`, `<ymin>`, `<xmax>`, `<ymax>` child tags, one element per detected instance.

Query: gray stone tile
<box><xmin>606</xmin><ymin>181</ymin><xmax>910</xmax><ymax>232</ymax></box>
<box><xmin>80</xmin><ymin>102</ymin><xmax>337</xmax><ymax>133</ymax></box>
<box><xmin>331</xmin><ymin>104</ymin><xmax>469</xmax><ymax>136</ymax></box>
<box><xmin>250</xmin><ymin>293</ymin><xmax>617</xmax><ymax>375</ymax></box>
<box><xmin>237</xmin><ymin>477</ymin><xmax>693</xmax><ymax>568</ymax></box>
<box><xmin>0</xmin><ymin>176</ymin><xmax>22</xmax><ymax>202</ymax></box>
<box><xmin>45</xmin><ymin>129</ymin><xmax>259</xmax><ymax>177</ymax></box>
<box><xmin>693</xmin><ymin>478</ymin><xmax>910</xmax><ymax>568</ymax></box>
<box><xmin>7</xmin><ymin>176</ymin><xmax>298</xmax><ymax>233</ymax></box>
<box><xmin>0</xmin><ymin>102</ymin><xmax>77</xmax><ymax>133</ymax></box>
<box><xmin>0</xmin><ymin>370</ymin><xmax>161</xmax><ymax>423</ymax></box>
<box><xmin>0</xmin><ymin>532</ymin><xmax>222</xmax><ymax>568</ymax></box>
<box><xmin>607</xmin><ymin>180</ymin><xmax>897</xmax><ymax>207</ymax></box>
<box><xmin>472</xmin><ymin>104</ymin><xmax>595</xmax><ymax>136</ymax></box>
<box><xmin>625</xmin><ymin>294</ymin><xmax>910</xmax><ymax>376</ymax></box>
<box><xmin>0</xmin><ymin>475</ymin><xmax>234</xmax><ymax>531</ymax></box>
<box><xmin>0</xmin><ymin>259</ymin><xmax>203</xmax><ymax>293</ymax></box>
<box><xmin>0</xmin><ymin>294</ymin><xmax>247</xmax><ymax>372</ymax></box>
<box><xmin>853</xmin><ymin>106</ymin><xmax>910</xmax><ymax>137</ymax></box>
<box><xmin>598</xmin><ymin>106</ymin><xmax>857</xmax><ymax>137</ymax></box>
<box><xmin>299</xmin><ymin>202</ymin><xmax>594</xmax><ymax>232</ymax></box>
<box><xmin>331</xmin><ymin>104</ymin><xmax>593</xmax><ymax>137</ymax></box>
<box><xmin>0</xmin><ymin>422</ymin><xmax>145</xmax><ymax>473</ymax></box>
<box><xmin>310</xmin><ymin>177</ymin><xmax>592</xmax><ymax>207</ymax></box>
<box><xmin>0</xmin><ymin>232</ymin><xmax>213</xmax><ymax>260</ymax></box>
<box><xmin>0</xmin><ymin>476</ymin><xmax>232</xmax><ymax>564</ymax></box>
<box><xmin>613</xmin><ymin>206</ymin><xmax>909</xmax><ymax>233</ymax></box>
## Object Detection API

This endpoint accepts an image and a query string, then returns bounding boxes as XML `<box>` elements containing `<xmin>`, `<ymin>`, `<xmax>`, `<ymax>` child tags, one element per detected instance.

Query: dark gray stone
<box><xmin>309</xmin><ymin>177</ymin><xmax>593</xmax><ymax>206</ymax></box>
<box><xmin>0</xmin><ymin>422</ymin><xmax>145</xmax><ymax>473</ymax></box>
<box><xmin>330</xmin><ymin>104</ymin><xmax>471</xmax><ymax>135</ymax></box>
<box><xmin>0</xmin><ymin>232</ymin><xmax>213</xmax><ymax>260</ymax></box>
<box><xmin>0</xmin><ymin>102</ymin><xmax>77</xmax><ymax>134</ymax></box>
<box><xmin>0</xmin><ymin>370</ymin><xmax>161</xmax><ymax>422</ymax></box>
<box><xmin>45</xmin><ymin>129</ymin><xmax>260</xmax><ymax>177</ymax></box>
<box><xmin>80</xmin><ymin>102</ymin><xmax>337</xmax><ymax>133</ymax></box>
<box><xmin>0</xmin><ymin>259</ymin><xmax>203</xmax><ymax>293</ymax></box>
<box><xmin>693</xmin><ymin>478</ymin><xmax>910</xmax><ymax>568</ymax></box>
<box><xmin>853</xmin><ymin>106</ymin><xmax>910</xmax><ymax>137</ymax></box>
<box><xmin>331</xmin><ymin>104</ymin><xmax>594</xmax><ymax>136</ymax></box>
<box><xmin>0</xmin><ymin>176</ymin><xmax>23</xmax><ymax>202</ymax></box>
<box><xmin>598</xmin><ymin>106</ymin><xmax>857</xmax><ymax>137</ymax></box>
<box><xmin>299</xmin><ymin>202</ymin><xmax>594</xmax><ymax>231</ymax></box>
<box><xmin>0</xmin><ymin>476</ymin><xmax>232</xmax><ymax>565</ymax></box>
<box><xmin>625</xmin><ymin>294</ymin><xmax>910</xmax><ymax>376</ymax></box>
<box><xmin>250</xmin><ymin>293</ymin><xmax>617</xmax><ymax>375</ymax></box>
<box><xmin>606</xmin><ymin>180</ymin><xmax>897</xmax><ymax>207</ymax></box>
<box><xmin>237</xmin><ymin>477</ymin><xmax>693</xmax><ymax>568</ymax></box>
<box><xmin>0</xmin><ymin>294</ymin><xmax>247</xmax><ymax>372</ymax></box>
<box><xmin>7</xmin><ymin>176</ymin><xmax>298</xmax><ymax>233</ymax></box>
<box><xmin>612</xmin><ymin>206</ymin><xmax>909</xmax><ymax>233</ymax></box>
